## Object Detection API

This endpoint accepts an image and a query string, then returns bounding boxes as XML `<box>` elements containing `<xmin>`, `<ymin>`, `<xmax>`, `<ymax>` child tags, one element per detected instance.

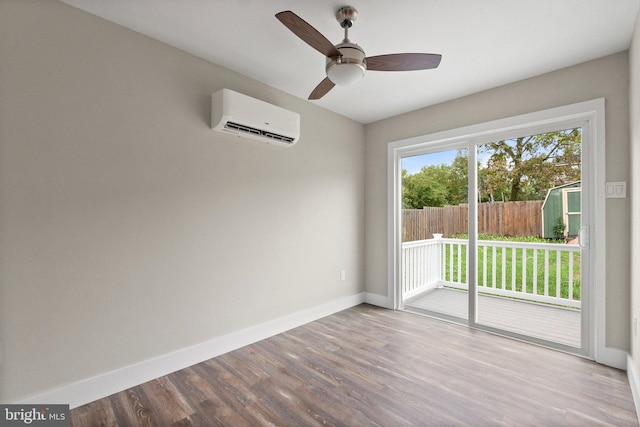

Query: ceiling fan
<box><xmin>275</xmin><ymin>6</ymin><xmax>442</xmax><ymax>100</ymax></box>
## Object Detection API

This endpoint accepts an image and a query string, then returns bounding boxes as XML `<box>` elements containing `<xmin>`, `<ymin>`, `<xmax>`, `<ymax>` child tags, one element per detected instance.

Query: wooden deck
<box><xmin>404</xmin><ymin>287</ymin><xmax>581</xmax><ymax>347</ymax></box>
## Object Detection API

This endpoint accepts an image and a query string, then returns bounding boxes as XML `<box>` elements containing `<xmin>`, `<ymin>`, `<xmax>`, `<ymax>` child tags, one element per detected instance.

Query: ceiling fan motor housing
<box><xmin>326</xmin><ymin>42</ymin><xmax>367</xmax><ymax>86</ymax></box>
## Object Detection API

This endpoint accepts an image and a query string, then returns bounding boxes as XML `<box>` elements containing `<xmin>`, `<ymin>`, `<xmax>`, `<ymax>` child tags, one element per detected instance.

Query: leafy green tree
<box><xmin>480</xmin><ymin>128</ymin><xmax>581</xmax><ymax>201</ymax></box>
<box><xmin>445</xmin><ymin>150</ymin><xmax>469</xmax><ymax>205</ymax></box>
<box><xmin>402</xmin><ymin>166</ymin><xmax>449</xmax><ymax>208</ymax></box>
<box><xmin>482</xmin><ymin>155</ymin><xmax>511</xmax><ymax>202</ymax></box>
<box><xmin>402</xmin><ymin>150</ymin><xmax>470</xmax><ymax>208</ymax></box>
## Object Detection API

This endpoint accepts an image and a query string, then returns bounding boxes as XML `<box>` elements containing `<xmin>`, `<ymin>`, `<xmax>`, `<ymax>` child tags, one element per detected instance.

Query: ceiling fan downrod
<box><xmin>336</xmin><ymin>6</ymin><xmax>357</xmax><ymax>42</ymax></box>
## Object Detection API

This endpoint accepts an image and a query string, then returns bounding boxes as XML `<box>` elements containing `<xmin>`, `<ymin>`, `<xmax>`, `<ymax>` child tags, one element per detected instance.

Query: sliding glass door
<box><xmin>397</xmin><ymin>126</ymin><xmax>588</xmax><ymax>354</ymax></box>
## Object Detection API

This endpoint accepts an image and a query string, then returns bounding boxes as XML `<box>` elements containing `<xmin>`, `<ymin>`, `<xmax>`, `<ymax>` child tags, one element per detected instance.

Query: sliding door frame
<box><xmin>387</xmin><ymin>99</ymin><xmax>625</xmax><ymax>368</ymax></box>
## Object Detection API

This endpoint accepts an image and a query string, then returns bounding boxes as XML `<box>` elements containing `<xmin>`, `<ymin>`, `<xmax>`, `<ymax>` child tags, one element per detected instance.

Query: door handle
<box><xmin>578</xmin><ymin>226</ymin><xmax>589</xmax><ymax>248</ymax></box>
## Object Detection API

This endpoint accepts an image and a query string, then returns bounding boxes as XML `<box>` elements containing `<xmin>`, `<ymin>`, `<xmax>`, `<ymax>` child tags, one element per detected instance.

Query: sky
<box><xmin>402</xmin><ymin>146</ymin><xmax>502</xmax><ymax>175</ymax></box>
<box><xmin>402</xmin><ymin>150</ymin><xmax>459</xmax><ymax>175</ymax></box>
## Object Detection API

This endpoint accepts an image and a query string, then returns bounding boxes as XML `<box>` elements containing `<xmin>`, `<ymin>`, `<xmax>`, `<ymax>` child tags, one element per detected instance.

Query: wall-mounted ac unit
<box><xmin>211</xmin><ymin>89</ymin><xmax>300</xmax><ymax>147</ymax></box>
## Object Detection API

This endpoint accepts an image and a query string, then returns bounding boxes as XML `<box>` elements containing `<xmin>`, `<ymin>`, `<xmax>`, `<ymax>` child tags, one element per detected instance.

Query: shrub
<box><xmin>553</xmin><ymin>217</ymin><xmax>566</xmax><ymax>240</ymax></box>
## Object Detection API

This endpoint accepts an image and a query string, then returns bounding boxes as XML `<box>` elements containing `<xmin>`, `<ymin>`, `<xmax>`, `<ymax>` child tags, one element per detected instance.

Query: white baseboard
<box><xmin>364</xmin><ymin>292</ymin><xmax>392</xmax><ymax>308</ymax></box>
<box><xmin>17</xmin><ymin>293</ymin><xmax>366</xmax><ymax>409</ymax></box>
<box><xmin>595</xmin><ymin>346</ymin><xmax>628</xmax><ymax>370</ymax></box>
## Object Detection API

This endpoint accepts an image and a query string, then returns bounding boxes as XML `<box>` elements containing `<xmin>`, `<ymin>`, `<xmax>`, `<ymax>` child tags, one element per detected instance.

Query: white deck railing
<box><xmin>402</xmin><ymin>235</ymin><xmax>581</xmax><ymax>308</ymax></box>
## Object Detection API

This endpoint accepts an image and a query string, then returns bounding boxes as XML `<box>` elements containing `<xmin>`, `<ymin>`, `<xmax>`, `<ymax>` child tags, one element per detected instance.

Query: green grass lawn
<box><xmin>443</xmin><ymin>234</ymin><xmax>581</xmax><ymax>300</ymax></box>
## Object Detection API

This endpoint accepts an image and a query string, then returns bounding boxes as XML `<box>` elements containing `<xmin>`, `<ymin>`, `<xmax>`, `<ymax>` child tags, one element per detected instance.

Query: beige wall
<box><xmin>0</xmin><ymin>1</ymin><xmax>365</xmax><ymax>401</ymax></box>
<box><xmin>630</xmin><ymin>10</ymin><xmax>640</xmax><ymax>372</ymax></box>
<box><xmin>364</xmin><ymin>52</ymin><xmax>631</xmax><ymax>350</ymax></box>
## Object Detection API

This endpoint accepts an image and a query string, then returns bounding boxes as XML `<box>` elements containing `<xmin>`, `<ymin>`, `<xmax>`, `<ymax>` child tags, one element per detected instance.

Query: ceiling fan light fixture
<box><xmin>325</xmin><ymin>41</ymin><xmax>366</xmax><ymax>86</ymax></box>
<box><xmin>326</xmin><ymin>61</ymin><xmax>366</xmax><ymax>86</ymax></box>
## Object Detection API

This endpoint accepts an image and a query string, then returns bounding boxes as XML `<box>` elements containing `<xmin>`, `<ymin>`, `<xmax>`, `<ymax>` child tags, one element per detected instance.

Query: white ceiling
<box><xmin>61</xmin><ymin>0</ymin><xmax>640</xmax><ymax>124</ymax></box>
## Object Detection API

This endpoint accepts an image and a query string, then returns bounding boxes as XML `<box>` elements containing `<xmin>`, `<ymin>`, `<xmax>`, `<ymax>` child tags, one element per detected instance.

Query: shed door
<box><xmin>563</xmin><ymin>189</ymin><xmax>581</xmax><ymax>237</ymax></box>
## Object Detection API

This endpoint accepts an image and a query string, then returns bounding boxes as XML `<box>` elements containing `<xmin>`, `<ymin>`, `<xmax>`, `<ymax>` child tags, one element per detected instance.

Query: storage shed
<box><xmin>541</xmin><ymin>181</ymin><xmax>581</xmax><ymax>239</ymax></box>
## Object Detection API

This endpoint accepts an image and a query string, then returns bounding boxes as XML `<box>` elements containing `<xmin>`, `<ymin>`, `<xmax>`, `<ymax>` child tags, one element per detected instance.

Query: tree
<box><xmin>445</xmin><ymin>150</ymin><xmax>469</xmax><ymax>205</ymax></box>
<box><xmin>483</xmin><ymin>155</ymin><xmax>511</xmax><ymax>202</ymax></box>
<box><xmin>402</xmin><ymin>150</ymin><xmax>470</xmax><ymax>208</ymax></box>
<box><xmin>402</xmin><ymin>167</ymin><xmax>449</xmax><ymax>208</ymax></box>
<box><xmin>480</xmin><ymin>128</ymin><xmax>581</xmax><ymax>201</ymax></box>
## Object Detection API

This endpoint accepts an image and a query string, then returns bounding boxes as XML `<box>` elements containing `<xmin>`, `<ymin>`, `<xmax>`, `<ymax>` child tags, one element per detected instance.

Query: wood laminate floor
<box><xmin>70</xmin><ymin>304</ymin><xmax>638</xmax><ymax>426</ymax></box>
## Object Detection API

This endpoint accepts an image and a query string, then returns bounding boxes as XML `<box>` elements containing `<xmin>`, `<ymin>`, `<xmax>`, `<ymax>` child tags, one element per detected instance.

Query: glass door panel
<box><xmin>474</xmin><ymin>128</ymin><xmax>583</xmax><ymax>347</ymax></box>
<box><xmin>400</xmin><ymin>149</ymin><xmax>469</xmax><ymax>320</ymax></box>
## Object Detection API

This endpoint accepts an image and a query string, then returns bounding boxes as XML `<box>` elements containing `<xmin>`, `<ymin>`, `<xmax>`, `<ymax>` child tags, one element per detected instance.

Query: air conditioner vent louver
<box><xmin>211</xmin><ymin>89</ymin><xmax>300</xmax><ymax>147</ymax></box>
<box><xmin>225</xmin><ymin>121</ymin><xmax>295</xmax><ymax>144</ymax></box>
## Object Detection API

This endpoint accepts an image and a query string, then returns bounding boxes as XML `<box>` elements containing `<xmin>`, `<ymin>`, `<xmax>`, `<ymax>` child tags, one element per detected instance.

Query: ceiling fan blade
<box><xmin>366</xmin><ymin>53</ymin><xmax>442</xmax><ymax>71</ymax></box>
<box><xmin>308</xmin><ymin>77</ymin><xmax>335</xmax><ymax>100</ymax></box>
<box><xmin>276</xmin><ymin>11</ymin><xmax>341</xmax><ymax>58</ymax></box>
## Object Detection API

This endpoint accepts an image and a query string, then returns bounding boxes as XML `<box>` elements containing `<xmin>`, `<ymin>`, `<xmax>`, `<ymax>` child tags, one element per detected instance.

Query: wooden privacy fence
<box><xmin>403</xmin><ymin>200</ymin><xmax>544</xmax><ymax>241</ymax></box>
